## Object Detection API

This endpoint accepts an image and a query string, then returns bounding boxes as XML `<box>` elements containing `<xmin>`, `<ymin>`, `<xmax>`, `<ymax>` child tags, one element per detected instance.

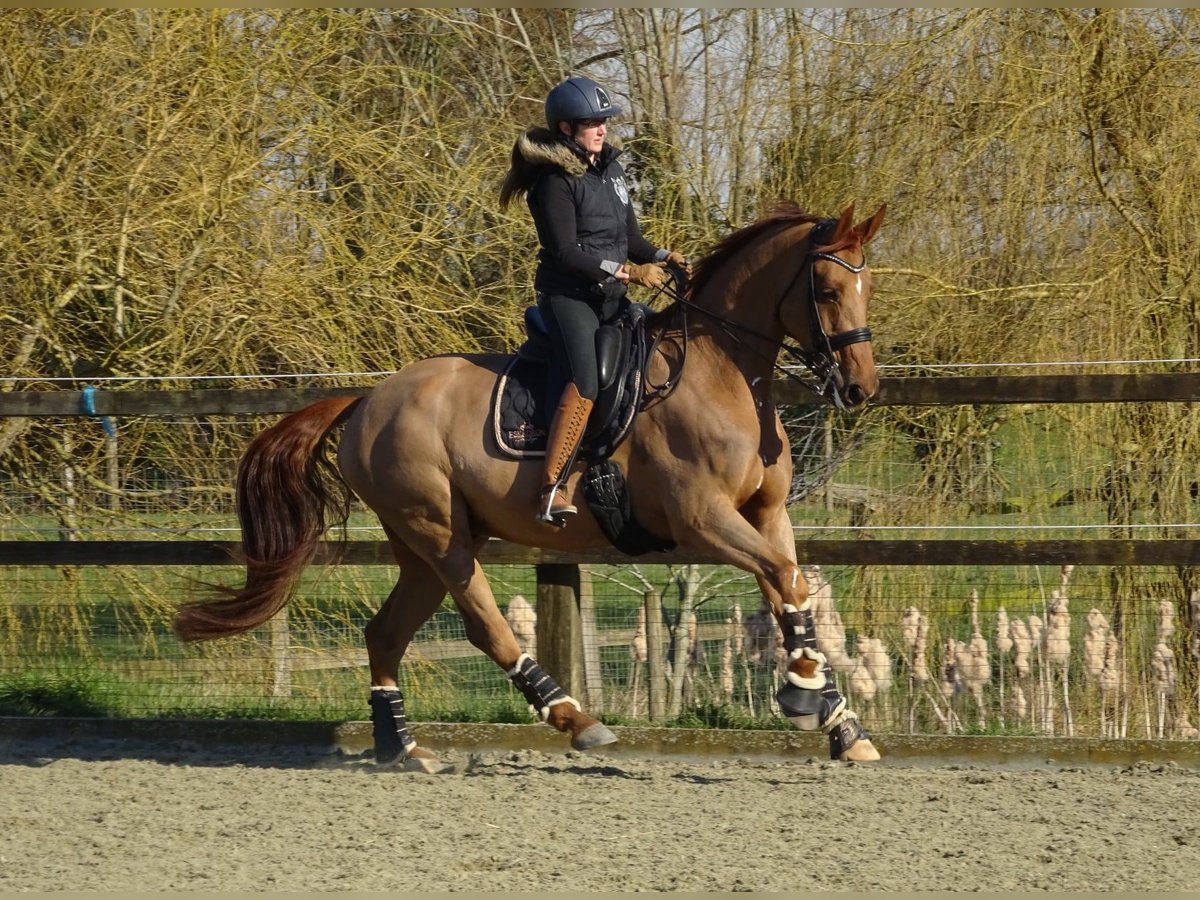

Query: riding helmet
<box><xmin>545</xmin><ymin>76</ymin><xmax>621</xmax><ymax>130</ymax></box>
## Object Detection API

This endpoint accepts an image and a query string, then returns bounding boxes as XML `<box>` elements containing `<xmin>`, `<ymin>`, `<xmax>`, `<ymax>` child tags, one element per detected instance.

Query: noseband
<box><xmin>650</xmin><ymin>219</ymin><xmax>873</xmax><ymax>409</ymax></box>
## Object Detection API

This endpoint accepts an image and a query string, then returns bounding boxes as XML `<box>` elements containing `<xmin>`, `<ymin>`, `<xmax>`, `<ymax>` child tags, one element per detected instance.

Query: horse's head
<box><xmin>679</xmin><ymin>201</ymin><xmax>887</xmax><ymax>410</ymax></box>
<box><xmin>778</xmin><ymin>203</ymin><xmax>887</xmax><ymax>409</ymax></box>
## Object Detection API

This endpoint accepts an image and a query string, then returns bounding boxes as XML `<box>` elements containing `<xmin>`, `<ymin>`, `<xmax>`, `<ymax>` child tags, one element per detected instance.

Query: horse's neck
<box><xmin>682</xmin><ymin>318</ymin><xmax>776</xmax><ymax>393</ymax></box>
<box><xmin>655</xmin><ymin>289</ymin><xmax>787</xmax><ymax>466</ymax></box>
<box><xmin>686</xmin><ymin>263</ymin><xmax>787</xmax><ymax>387</ymax></box>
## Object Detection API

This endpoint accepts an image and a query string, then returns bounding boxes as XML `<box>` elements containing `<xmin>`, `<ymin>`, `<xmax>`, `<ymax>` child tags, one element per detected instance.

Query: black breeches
<box><xmin>537</xmin><ymin>292</ymin><xmax>625</xmax><ymax>401</ymax></box>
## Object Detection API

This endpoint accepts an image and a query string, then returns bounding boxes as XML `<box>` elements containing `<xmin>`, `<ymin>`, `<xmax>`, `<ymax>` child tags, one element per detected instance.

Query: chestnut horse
<box><xmin>174</xmin><ymin>202</ymin><xmax>887</xmax><ymax>771</ymax></box>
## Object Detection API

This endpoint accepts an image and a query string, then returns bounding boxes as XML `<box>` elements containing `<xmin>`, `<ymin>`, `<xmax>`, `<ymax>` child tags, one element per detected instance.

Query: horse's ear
<box><xmin>832</xmin><ymin>203</ymin><xmax>857</xmax><ymax>242</ymax></box>
<box><xmin>854</xmin><ymin>203</ymin><xmax>887</xmax><ymax>246</ymax></box>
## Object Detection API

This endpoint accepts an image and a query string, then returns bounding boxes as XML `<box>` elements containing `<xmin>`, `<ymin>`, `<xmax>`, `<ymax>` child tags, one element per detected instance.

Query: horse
<box><xmin>173</xmin><ymin>201</ymin><xmax>888</xmax><ymax>771</ymax></box>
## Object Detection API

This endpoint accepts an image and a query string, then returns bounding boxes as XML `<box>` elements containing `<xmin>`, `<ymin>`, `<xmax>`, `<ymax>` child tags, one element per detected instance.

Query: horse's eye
<box><xmin>820</xmin><ymin>288</ymin><xmax>840</xmax><ymax>304</ymax></box>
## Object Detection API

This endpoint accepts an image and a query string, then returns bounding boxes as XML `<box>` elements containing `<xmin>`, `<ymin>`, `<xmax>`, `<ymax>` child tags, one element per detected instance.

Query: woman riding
<box><xmin>500</xmin><ymin>75</ymin><xmax>687</xmax><ymax>525</ymax></box>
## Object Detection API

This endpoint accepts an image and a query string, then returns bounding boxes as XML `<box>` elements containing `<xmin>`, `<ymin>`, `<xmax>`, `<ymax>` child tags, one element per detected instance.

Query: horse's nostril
<box><xmin>845</xmin><ymin>384</ymin><xmax>867</xmax><ymax>406</ymax></box>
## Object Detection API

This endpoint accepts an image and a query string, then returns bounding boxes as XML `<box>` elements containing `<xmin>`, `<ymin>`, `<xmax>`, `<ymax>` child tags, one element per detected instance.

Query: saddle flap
<box><xmin>595</xmin><ymin>324</ymin><xmax>627</xmax><ymax>391</ymax></box>
<box><xmin>494</xmin><ymin>303</ymin><xmax>650</xmax><ymax>463</ymax></box>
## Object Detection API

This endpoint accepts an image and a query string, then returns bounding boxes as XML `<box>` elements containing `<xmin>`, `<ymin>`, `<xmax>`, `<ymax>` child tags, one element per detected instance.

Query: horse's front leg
<box><xmin>750</xmin><ymin>504</ymin><xmax>879</xmax><ymax>762</ymax></box>
<box><xmin>679</xmin><ymin>497</ymin><xmax>878</xmax><ymax>761</ymax></box>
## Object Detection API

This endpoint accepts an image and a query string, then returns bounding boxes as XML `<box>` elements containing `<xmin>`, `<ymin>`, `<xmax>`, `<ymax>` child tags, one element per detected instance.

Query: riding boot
<box><xmin>536</xmin><ymin>382</ymin><xmax>593</xmax><ymax>525</ymax></box>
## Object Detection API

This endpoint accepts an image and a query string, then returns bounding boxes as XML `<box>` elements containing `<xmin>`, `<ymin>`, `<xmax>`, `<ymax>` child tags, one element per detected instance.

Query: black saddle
<box><xmin>493</xmin><ymin>302</ymin><xmax>651</xmax><ymax>461</ymax></box>
<box><xmin>490</xmin><ymin>302</ymin><xmax>675</xmax><ymax>556</ymax></box>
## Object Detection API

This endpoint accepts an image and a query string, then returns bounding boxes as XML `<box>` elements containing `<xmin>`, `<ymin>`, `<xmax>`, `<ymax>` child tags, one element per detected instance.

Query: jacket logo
<box><xmin>612</xmin><ymin>175</ymin><xmax>629</xmax><ymax>205</ymax></box>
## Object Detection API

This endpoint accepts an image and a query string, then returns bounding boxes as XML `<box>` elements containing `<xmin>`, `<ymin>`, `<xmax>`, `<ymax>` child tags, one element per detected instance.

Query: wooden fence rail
<box><xmin>1</xmin><ymin>372</ymin><xmax>1198</xmax><ymax>416</ymax></box>
<box><xmin>0</xmin><ymin>538</ymin><xmax>1195</xmax><ymax>567</ymax></box>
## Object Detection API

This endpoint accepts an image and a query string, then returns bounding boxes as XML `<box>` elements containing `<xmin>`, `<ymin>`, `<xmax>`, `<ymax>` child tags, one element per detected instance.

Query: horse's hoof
<box><xmin>402</xmin><ymin>755</ymin><xmax>453</xmax><ymax>774</ymax></box>
<box><xmin>827</xmin><ymin>714</ymin><xmax>880</xmax><ymax>762</ymax></box>
<box><xmin>838</xmin><ymin>738</ymin><xmax>881</xmax><ymax>763</ymax></box>
<box><xmin>392</xmin><ymin>747</ymin><xmax>452</xmax><ymax>774</ymax></box>
<box><xmin>571</xmin><ymin>722</ymin><xmax>618</xmax><ymax>751</ymax></box>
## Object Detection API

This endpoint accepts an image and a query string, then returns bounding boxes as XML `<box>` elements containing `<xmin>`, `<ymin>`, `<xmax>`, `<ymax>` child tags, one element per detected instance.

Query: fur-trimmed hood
<box><xmin>499</xmin><ymin>126</ymin><xmax>623</xmax><ymax>209</ymax></box>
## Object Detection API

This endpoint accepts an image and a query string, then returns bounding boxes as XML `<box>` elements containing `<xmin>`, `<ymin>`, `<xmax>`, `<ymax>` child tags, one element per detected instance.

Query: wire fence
<box><xmin>1</xmin><ymin>401</ymin><xmax>1198</xmax><ymax>740</ymax></box>
<box><xmin>1</xmin><ymin>559</ymin><xmax>1196</xmax><ymax>740</ymax></box>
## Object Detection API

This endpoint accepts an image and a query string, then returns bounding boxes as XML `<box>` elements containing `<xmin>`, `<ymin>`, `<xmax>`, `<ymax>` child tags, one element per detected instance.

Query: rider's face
<box><xmin>563</xmin><ymin>118</ymin><xmax>607</xmax><ymax>157</ymax></box>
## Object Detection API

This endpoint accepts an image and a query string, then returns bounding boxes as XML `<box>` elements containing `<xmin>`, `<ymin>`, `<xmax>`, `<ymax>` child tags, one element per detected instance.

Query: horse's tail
<box><xmin>173</xmin><ymin>395</ymin><xmax>363</xmax><ymax>642</ymax></box>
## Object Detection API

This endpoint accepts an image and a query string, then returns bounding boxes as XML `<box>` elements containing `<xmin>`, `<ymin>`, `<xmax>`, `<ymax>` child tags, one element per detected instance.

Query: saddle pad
<box><xmin>490</xmin><ymin>355</ymin><xmax>639</xmax><ymax>461</ymax></box>
<box><xmin>492</xmin><ymin>356</ymin><xmax>550</xmax><ymax>456</ymax></box>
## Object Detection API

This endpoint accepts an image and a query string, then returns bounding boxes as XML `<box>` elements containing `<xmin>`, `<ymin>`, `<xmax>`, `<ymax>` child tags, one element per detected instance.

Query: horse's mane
<box><xmin>684</xmin><ymin>201</ymin><xmax>865</xmax><ymax>302</ymax></box>
<box><xmin>645</xmin><ymin>201</ymin><xmax>867</xmax><ymax>329</ymax></box>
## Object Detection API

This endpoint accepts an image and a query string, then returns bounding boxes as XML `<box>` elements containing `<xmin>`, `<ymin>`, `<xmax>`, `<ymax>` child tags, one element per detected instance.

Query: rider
<box><xmin>500</xmin><ymin>75</ymin><xmax>687</xmax><ymax>525</ymax></box>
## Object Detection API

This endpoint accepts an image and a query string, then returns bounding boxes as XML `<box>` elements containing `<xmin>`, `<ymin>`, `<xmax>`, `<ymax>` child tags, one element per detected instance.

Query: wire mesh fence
<box><xmin>1</xmin><ymin>401</ymin><xmax>1198</xmax><ymax>739</ymax></box>
<box><xmin>2</xmin><ymin>557</ymin><xmax>1197</xmax><ymax>740</ymax></box>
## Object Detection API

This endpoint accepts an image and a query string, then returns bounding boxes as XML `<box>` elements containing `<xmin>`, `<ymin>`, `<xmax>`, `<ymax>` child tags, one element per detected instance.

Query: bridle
<box><xmin>646</xmin><ymin>219</ymin><xmax>873</xmax><ymax>410</ymax></box>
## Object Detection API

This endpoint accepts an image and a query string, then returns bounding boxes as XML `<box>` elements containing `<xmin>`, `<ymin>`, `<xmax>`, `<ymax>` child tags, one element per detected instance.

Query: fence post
<box><xmin>578</xmin><ymin>565</ymin><xmax>604</xmax><ymax>710</ymax></box>
<box><xmin>269</xmin><ymin>608</ymin><xmax>291</xmax><ymax>698</ymax></box>
<box><xmin>535</xmin><ymin>563</ymin><xmax>583</xmax><ymax>698</ymax></box>
<box><xmin>644</xmin><ymin>589</ymin><xmax>666</xmax><ymax>721</ymax></box>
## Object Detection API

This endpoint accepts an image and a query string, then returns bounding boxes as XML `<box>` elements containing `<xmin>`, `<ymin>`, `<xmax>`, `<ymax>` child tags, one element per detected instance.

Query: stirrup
<box><xmin>536</xmin><ymin>485</ymin><xmax>577</xmax><ymax>526</ymax></box>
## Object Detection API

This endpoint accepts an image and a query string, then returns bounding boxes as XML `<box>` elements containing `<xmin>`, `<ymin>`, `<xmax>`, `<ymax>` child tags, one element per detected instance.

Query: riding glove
<box><xmin>624</xmin><ymin>262</ymin><xmax>668</xmax><ymax>290</ymax></box>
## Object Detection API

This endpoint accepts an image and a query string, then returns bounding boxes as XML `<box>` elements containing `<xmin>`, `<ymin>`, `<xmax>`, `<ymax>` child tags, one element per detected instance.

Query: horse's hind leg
<box><xmin>364</xmin><ymin>534</ymin><xmax>451</xmax><ymax>772</ymax></box>
<box><xmin>394</xmin><ymin>501</ymin><xmax>616</xmax><ymax>751</ymax></box>
<box><xmin>446</xmin><ymin>551</ymin><xmax>616</xmax><ymax>751</ymax></box>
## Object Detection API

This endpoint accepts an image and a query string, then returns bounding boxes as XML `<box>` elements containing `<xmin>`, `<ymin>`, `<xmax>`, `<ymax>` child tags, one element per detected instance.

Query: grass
<box><xmin>0</xmin><ymin>667</ymin><xmax>793</xmax><ymax>735</ymax></box>
<box><xmin>0</xmin><ymin>670</ymin><xmax>114</xmax><ymax>717</ymax></box>
<box><xmin>957</xmin><ymin>720</ymin><xmax>1039</xmax><ymax>738</ymax></box>
<box><xmin>663</xmin><ymin>702</ymin><xmax>791</xmax><ymax>731</ymax></box>
<box><xmin>0</xmin><ymin>669</ymin><xmax>766</xmax><ymax>731</ymax></box>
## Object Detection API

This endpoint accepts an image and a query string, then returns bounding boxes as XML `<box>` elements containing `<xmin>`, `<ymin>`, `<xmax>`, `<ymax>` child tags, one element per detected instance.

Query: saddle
<box><xmin>493</xmin><ymin>303</ymin><xmax>650</xmax><ymax>461</ymax></box>
<box><xmin>490</xmin><ymin>302</ymin><xmax>675</xmax><ymax>556</ymax></box>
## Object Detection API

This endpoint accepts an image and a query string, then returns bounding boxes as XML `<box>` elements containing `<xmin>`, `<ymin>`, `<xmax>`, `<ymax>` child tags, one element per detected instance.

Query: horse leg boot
<box><xmin>507</xmin><ymin>653</ymin><xmax>616</xmax><ymax>750</ymax></box>
<box><xmin>536</xmin><ymin>382</ymin><xmax>593</xmax><ymax>526</ymax></box>
<box><xmin>774</xmin><ymin>602</ymin><xmax>880</xmax><ymax>762</ymax></box>
<box><xmin>369</xmin><ymin>686</ymin><xmax>446</xmax><ymax>773</ymax></box>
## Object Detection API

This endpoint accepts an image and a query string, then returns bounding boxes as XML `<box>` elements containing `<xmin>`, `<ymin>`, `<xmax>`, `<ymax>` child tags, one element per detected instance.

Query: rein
<box><xmin>645</xmin><ymin>221</ymin><xmax>873</xmax><ymax>409</ymax></box>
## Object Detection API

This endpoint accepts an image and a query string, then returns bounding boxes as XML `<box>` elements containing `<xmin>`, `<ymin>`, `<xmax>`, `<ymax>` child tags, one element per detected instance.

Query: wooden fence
<box><xmin>2</xmin><ymin>372</ymin><xmax>1196</xmax><ymax>713</ymax></box>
